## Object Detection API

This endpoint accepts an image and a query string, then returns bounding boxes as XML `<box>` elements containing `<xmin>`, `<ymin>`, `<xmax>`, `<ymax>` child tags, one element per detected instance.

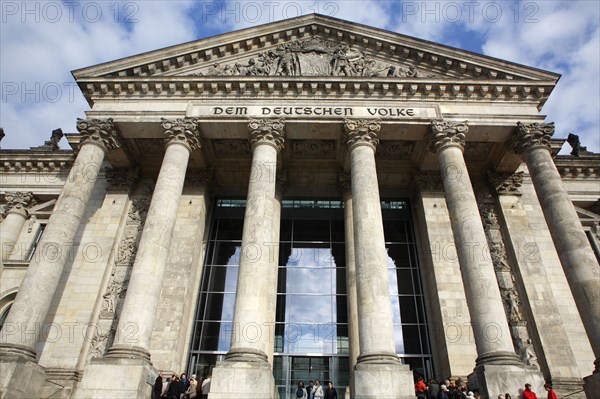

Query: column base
<box><xmin>0</xmin><ymin>351</ymin><xmax>46</xmax><ymax>399</ymax></box>
<box><xmin>584</xmin><ymin>372</ymin><xmax>600</xmax><ymax>399</ymax></box>
<box><xmin>74</xmin><ymin>355</ymin><xmax>155</xmax><ymax>398</ymax></box>
<box><xmin>353</xmin><ymin>360</ymin><xmax>414</xmax><ymax>399</ymax></box>
<box><xmin>468</xmin><ymin>363</ymin><xmax>545</xmax><ymax>399</ymax></box>
<box><xmin>209</xmin><ymin>359</ymin><xmax>276</xmax><ymax>399</ymax></box>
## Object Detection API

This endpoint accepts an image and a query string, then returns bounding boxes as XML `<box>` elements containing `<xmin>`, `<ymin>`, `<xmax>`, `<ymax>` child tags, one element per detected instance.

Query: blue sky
<box><xmin>1</xmin><ymin>0</ymin><xmax>598</xmax><ymax>152</ymax></box>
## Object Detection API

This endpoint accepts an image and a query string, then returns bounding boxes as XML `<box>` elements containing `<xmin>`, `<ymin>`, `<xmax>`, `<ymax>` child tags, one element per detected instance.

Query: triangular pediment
<box><xmin>73</xmin><ymin>14</ymin><xmax>559</xmax><ymax>82</ymax></box>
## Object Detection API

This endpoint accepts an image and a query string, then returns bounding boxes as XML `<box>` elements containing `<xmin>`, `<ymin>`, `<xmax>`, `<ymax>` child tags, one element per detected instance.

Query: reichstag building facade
<box><xmin>0</xmin><ymin>14</ymin><xmax>598</xmax><ymax>399</ymax></box>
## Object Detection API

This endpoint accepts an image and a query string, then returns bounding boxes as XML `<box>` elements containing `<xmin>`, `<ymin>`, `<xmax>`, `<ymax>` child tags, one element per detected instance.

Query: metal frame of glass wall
<box><xmin>187</xmin><ymin>198</ymin><xmax>432</xmax><ymax>398</ymax></box>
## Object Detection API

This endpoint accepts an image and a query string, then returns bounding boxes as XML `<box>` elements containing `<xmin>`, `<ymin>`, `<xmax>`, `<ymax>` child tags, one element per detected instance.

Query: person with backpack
<box><xmin>312</xmin><ymin>379</ymin><xmax>324</xmax><ymax>399</ymax></box>
<box><xmin>296</xmin><ymin>381</ymin><xmax>307</xmax><ymax>399</ymax></box>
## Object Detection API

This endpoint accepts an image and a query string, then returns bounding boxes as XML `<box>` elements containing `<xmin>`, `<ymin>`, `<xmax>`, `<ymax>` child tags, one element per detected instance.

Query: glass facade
<box><xmin>188</xmin><ymin>198</ymin><xmax>432</xmax><ymax>398</ymax></box>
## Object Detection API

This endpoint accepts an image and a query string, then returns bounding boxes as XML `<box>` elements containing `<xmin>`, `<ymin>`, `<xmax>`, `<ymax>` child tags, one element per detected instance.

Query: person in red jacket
<box><xmin>415</xmin><ymin>377</ymin><xmax>427</xmax><ymax>399</ymax></box>
<box><xmin>543</xmin><ymin>383</ymin><xmax>557</xmax><ymax>399</ymax></box>
<box><xmin>522</xmin><ymin>383</ymin><xmax>538</xmax><ymax>399</ymax></box>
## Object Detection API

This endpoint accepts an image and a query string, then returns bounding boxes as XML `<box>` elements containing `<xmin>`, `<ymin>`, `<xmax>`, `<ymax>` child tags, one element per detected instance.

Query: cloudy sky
<box><xmin>1</xmin><ymin>0</ymin><xmax>598</xmax><ymax>152</ymax></box>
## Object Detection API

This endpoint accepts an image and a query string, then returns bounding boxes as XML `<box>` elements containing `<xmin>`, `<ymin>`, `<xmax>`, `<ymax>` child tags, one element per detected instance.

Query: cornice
<box><xmin>77</xmin><ymin>77</ymin><xmax>554</xmax><ymax>108</ymax></box>
<box><xmin>0</xmin><ymin>151</ymin><xmax>75</xmax><ymax>173</ymax></box>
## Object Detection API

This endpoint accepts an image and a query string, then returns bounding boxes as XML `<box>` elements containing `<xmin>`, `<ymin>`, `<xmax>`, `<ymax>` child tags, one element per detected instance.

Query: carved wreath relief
<box><xmin>194</xmin><ymin>37</ymin><xmax>435</xmax><ymax>78</ymax></box>
<box><xmin>88</xmin><ymin>185</ymin><xmax>152</xmax><ymax>361</ymax></box>
<box><xmin>479</xmin><ymin>199</ymin><xmax>539</xmax><ymax>369</ymax></box>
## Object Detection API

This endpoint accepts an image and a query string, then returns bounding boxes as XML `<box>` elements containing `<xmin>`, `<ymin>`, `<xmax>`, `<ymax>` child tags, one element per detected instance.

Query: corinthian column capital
<box><xmin>76</xmin><ymin>118</ymin><xmax>122</xmax><ymax>152</ymax></box>
<box><xmin>512</xmin><ymin>122</ymin><xmax>555</xmax><ymax>154</ymax></box>
<box><xmin>161</xmin><ymin>118</ymin><xmax>202</xmax><ymax>151</ymax></box>
<box><xmin>428</xmin><ymin>120</ymin><xmax>468</xmax><ymax>153</ymax></box>
<box><xmin>248</xmin><ymin>118</ymin><xmax>285</xmax><ymax>151</ymax></box>
<box><xmin>343</xmin><ymin>119</ymin><xmax>381</xmax><ymax>151</ymax></box>
<box><xmin>3</xmin><ymin>192</ymin><xmax>37</xmax><ymax>216</ymax></box>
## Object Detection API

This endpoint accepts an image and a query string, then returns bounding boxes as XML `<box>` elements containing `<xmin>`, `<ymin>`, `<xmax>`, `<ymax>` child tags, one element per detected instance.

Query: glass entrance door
<box><xmin>276</xmin><ymin>355</ymin><xmax>344</xmax><ymax>399</ymax></box>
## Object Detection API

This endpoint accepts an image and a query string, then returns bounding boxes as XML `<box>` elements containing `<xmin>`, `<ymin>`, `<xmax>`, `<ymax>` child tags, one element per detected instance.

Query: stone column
<box><xmin>429</xmin><ymin>120</ymin><xmax>543</xmax><ymax>397</ymax></box>
<box><xmin>337</xmin><ymin>173</ymin><xmax>360</xmax><ymax>397</ymax></box>
<box><xmin>1</xmin><ymin>192</ymin><xmax>37</xmax><ymax>262</ymax></box>
<box><xmin>343</xmin><ymin>119</ymin><xmax>413</xmax><ymax>399</ymax></box>
<box><xmin>0</xmin><ymin>118</ymin><xmax>120</xmax><ymax>399</ymax></box>
<box><xmin>209</xmin><ymin>119</ymin><xmax>284</xmax><ymax>399</ymax></box>
<box><xmin>512</xmin><ymin>122</ymin><xmax>600</xmax><ymax>395</ymax></box>
<box><xmin>76</xmin><ymin>119</ymin><xmax>200</xmax><ymax>399</ymax></box>
<box><xmin>105</xmin><ymin>118</ymin><xmax>201</xmax><ymax>359</ymax></box>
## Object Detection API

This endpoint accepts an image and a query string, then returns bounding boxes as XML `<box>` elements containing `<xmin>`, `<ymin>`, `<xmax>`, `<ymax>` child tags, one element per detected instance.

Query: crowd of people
<box><xmin>152</xmin><ymin>372</ymin><xmax>211</xmax><ymax>399</ymax></box>
<box><xmin>295</xmin><ymin>379</ymin><xmax>338</xmax><ymax>399</ymax></box>
<box><xmin>415</xmin><ymin>378</ymin><xmax>558</xmax><ymax>399</ymax></box>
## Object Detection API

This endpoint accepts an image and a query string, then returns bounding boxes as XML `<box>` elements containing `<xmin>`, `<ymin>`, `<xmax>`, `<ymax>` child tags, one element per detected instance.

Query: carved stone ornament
<box><xmin>376</xmin><ymin>140</ymin><xmax>414</xmax><ymax>159</ymax></box>
<box><xmin>213</xmin><ymin>139</ymin><xmax>250</xmax><ymax>155</ymax></box>
<box><xmin>343</xmin><ymin>119</ymin><xmax>381</xmax><ymax>150</ymax></box>
<box><xmin>185</xmin><ymin>168</ymin><xmax>213</xmax><ymax>188</ymax></box>
<box><xmin>291</xmin><ymin>140</ymin><xmax>335</xmax><ymax>158</ymax></box>
<box><xmin>512</xmin><ymin>122</ymin><xmax>555</xmax><ymax>154</ymax></box>
<box><xmin>76</xmin><ymin>118</ymin><xmax>122</xmax><ymax>152</ymax></box>
<box><xmin>488</xmin><ymin>171</ymin><xmax>524</xmax><ymax>195</ymax></box>
<box><xmin>31</xmin><ymin>128</ymin><xmax>63</xmax><ymax>151</ymax></box>
<box><xmin>105</xmin><ymin>167</ymin><xmax>140</xmax><ymax>191</ymax></box>
<box><xmin>3</xmin><ymin>192</ymin><xmax>37</xmax><ymax>215</ymax></box>
<box><xmin>194</xmin><ymin>37</ymin><xmax>436</xmax><ymax>78</ymax></box>
<box><xmin>337</xmin><ymin>172</ymin><xmax>352</xmax><ymax>198</ymax></box>
<box><xmin>428</xmin><ymin>120</ymin><xmax>468</xmax><ymax>153</ymax></box>
<box><xmin>248</xmin><ymin>118</ymin><xmax>285</xmax><ymax>151</ymax></box>
<box><xmin>412</xmin><ymin>170</ymin><xmax>444</xmax><ymax>192</ymax></box>
<box><xmin>161</xmin><ymin>118</ymin><xmax>202</xmax><ymax>151</ymax></box>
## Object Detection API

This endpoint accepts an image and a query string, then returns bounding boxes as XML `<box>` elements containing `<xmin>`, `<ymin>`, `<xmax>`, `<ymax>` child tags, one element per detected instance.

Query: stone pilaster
<box><xmin>343</xmin><ymin>119</ymin><xmax>413</xmax><ymax>399</ymax></box>
<box><xmin>1</xmin><ymin>192</ymin><xmax>37</xmax><ymax>262</ymax></box>
<box><xmin>428</xmin><ymin>120</ymin><xmax>543</xmax><ymax>398</ymax></box>
<box><xmin>513</xmin><ymin>122</ymin><xmax>600</xmax><ymax>392</ymax></box>
<box><xmin>0</xmin><ymin>118</ymin><xmax>121</xmax><ymax>399</ymax></box>
<box><xmin>209</xmin><ymin>119</ymin><xmax>284</xmax><ymax>399</ymax></box>
<box><xmin>337</xmin><ymin>172</ymin><xmax>360</xmax><ymax>398</ymax></box>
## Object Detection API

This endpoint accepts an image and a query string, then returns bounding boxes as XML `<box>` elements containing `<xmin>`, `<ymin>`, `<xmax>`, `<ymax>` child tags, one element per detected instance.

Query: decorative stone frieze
<box><xmin>487</xmin><ymin>171</ymin><xmax>524</xmax><ymax>195</ymax></box>
<box><xmin>3</xmin><ymin>192</ymin><xmax>37</xmax><ymax>215</ymax></box>
<box><xmin>161</xmin><ymin>118</ymin><xmax>202</xmax><ymax>151</ymax></box>
<box><xmin>428</xmin><ymin>120</ymin><xmax>468</xmax><ymax>153</ymax></box>
<box><xmin>343</xmin><ymin>119</ymin><xmax>381</xmax><ymax>150</ymax></box>
<box><xmin>512</xmin><ymin>122</ymin><xmax>554</xmax><ymax>154</ymax></box>
<box><xmin>213</xmin><ymin>139</ymin><xmax>250</xmax><ymax>155</ymax></box>
<box><xmin>90</xmin><ymin>184</ymin><xmax>152</xmax><ymax>361</ymax></box>
<box><xmin>184</xmin><ymin>168</ymin><xmax>213</xmax><ymax>188</ymax></box>
<box><xmin>376</xmin><ymin>140</ymin><xmax>414</xmax><ymax>159</ymax></box>
<box><xmin>412</xmin><ymin>170</ymin><xmax>444</xmax><ymax>193</ymax></box>
<box><xmin>192</xmin><ymin>37</ymin><xmax>436</xmax><ymax>78</ymax></box>
<box><xmin>290</xmin><ymin>140</ymin><xmax>335</xmax><ymax>158</ymax></box>
<box><xmin>76</xmin><ymin>118</ymin><xmax>122</xmax><ymax>152</ymax></box>
<box><xmin>248</xmin><ymin>118</ymin><xmax>285</xmax><ymax>151</ymax></box>
<box><xmin>479</xmin><ymin>199</ymin><xmax>539</xmax><ymax>370</ymax></box>
<box><xmin>105</xmin><ymin>167</ymin><xmax>140</xmax><ymax>192</ymax></box>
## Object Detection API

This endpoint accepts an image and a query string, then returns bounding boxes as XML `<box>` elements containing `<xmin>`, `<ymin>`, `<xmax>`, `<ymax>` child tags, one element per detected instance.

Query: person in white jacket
<box><xmin>312</xmin><ymin>379</ymin><xmax>324</xmax><ymax>399</ymax></box>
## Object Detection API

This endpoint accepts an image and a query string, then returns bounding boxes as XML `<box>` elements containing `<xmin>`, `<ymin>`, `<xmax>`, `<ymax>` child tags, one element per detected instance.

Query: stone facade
<box><xmin>0</xmin><ymin>14</ymin><xmax>597</xmax><ymax>399</ymax></box>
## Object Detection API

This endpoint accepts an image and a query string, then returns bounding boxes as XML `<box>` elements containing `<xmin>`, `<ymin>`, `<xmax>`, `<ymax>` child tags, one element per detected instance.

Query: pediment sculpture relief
<box><xmin>193</xmin><ymin>37</ymin><xmax>436</xmax><ymax>78</ymax></box>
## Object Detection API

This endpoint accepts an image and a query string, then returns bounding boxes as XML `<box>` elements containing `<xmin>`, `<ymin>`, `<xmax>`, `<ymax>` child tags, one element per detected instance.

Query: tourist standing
<box><xmin>523</xmin><ymin>383</ymin><xmax>538</xmax><ymax>399</ymax></box>
<box><xmin>543</xmin><ymin>384</ymin><xmax>557</xmax><ymax>399</ymax></box>
<box><xmin>313</xmin><ymin>379</ymin><xmax>324</xmax><ymax>399</ymax></box>
<box><xmin>324</xmin><ymin>381</ymin><xmax>338</xmax><ymax>399</ymax></box>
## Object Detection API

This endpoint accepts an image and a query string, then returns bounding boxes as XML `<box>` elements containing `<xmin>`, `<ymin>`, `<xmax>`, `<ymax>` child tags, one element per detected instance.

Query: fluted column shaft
<box><xmin>227</xmin><ymin>119</ymin><xmax>284</xmax><ymax>363</ymax></box>
<box><xmin>1</xmin><ymin>192</ymin><xmax>36</xmax><ymax>262</ymax></box>
<box><xmin>429</xmin><ymin>120</ymin><xmax>519</xmax><ymax>365</ymax></box>
<box><xmin>107</xmin><ymin>119</ymin><xmax>200</xmax><ymax>360</ymax></box>
<box><xmin>0</xmin><ymin>119</ymin><xmax>120</xmax><ymax>359</ymax></box>
<box><xmin>343</xmin><ymin>119</ymin><xmax>399</xmax><ymax>365</ymax></box>
<box><xmin>514</xmin><ymin>122</ymin><xmax>600</xmax><ymax>371</ymax></box>
<box><xmin>338</xmin><ymin>174</ymin><xmax>360</xmax><ymax>372</ymax></box>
